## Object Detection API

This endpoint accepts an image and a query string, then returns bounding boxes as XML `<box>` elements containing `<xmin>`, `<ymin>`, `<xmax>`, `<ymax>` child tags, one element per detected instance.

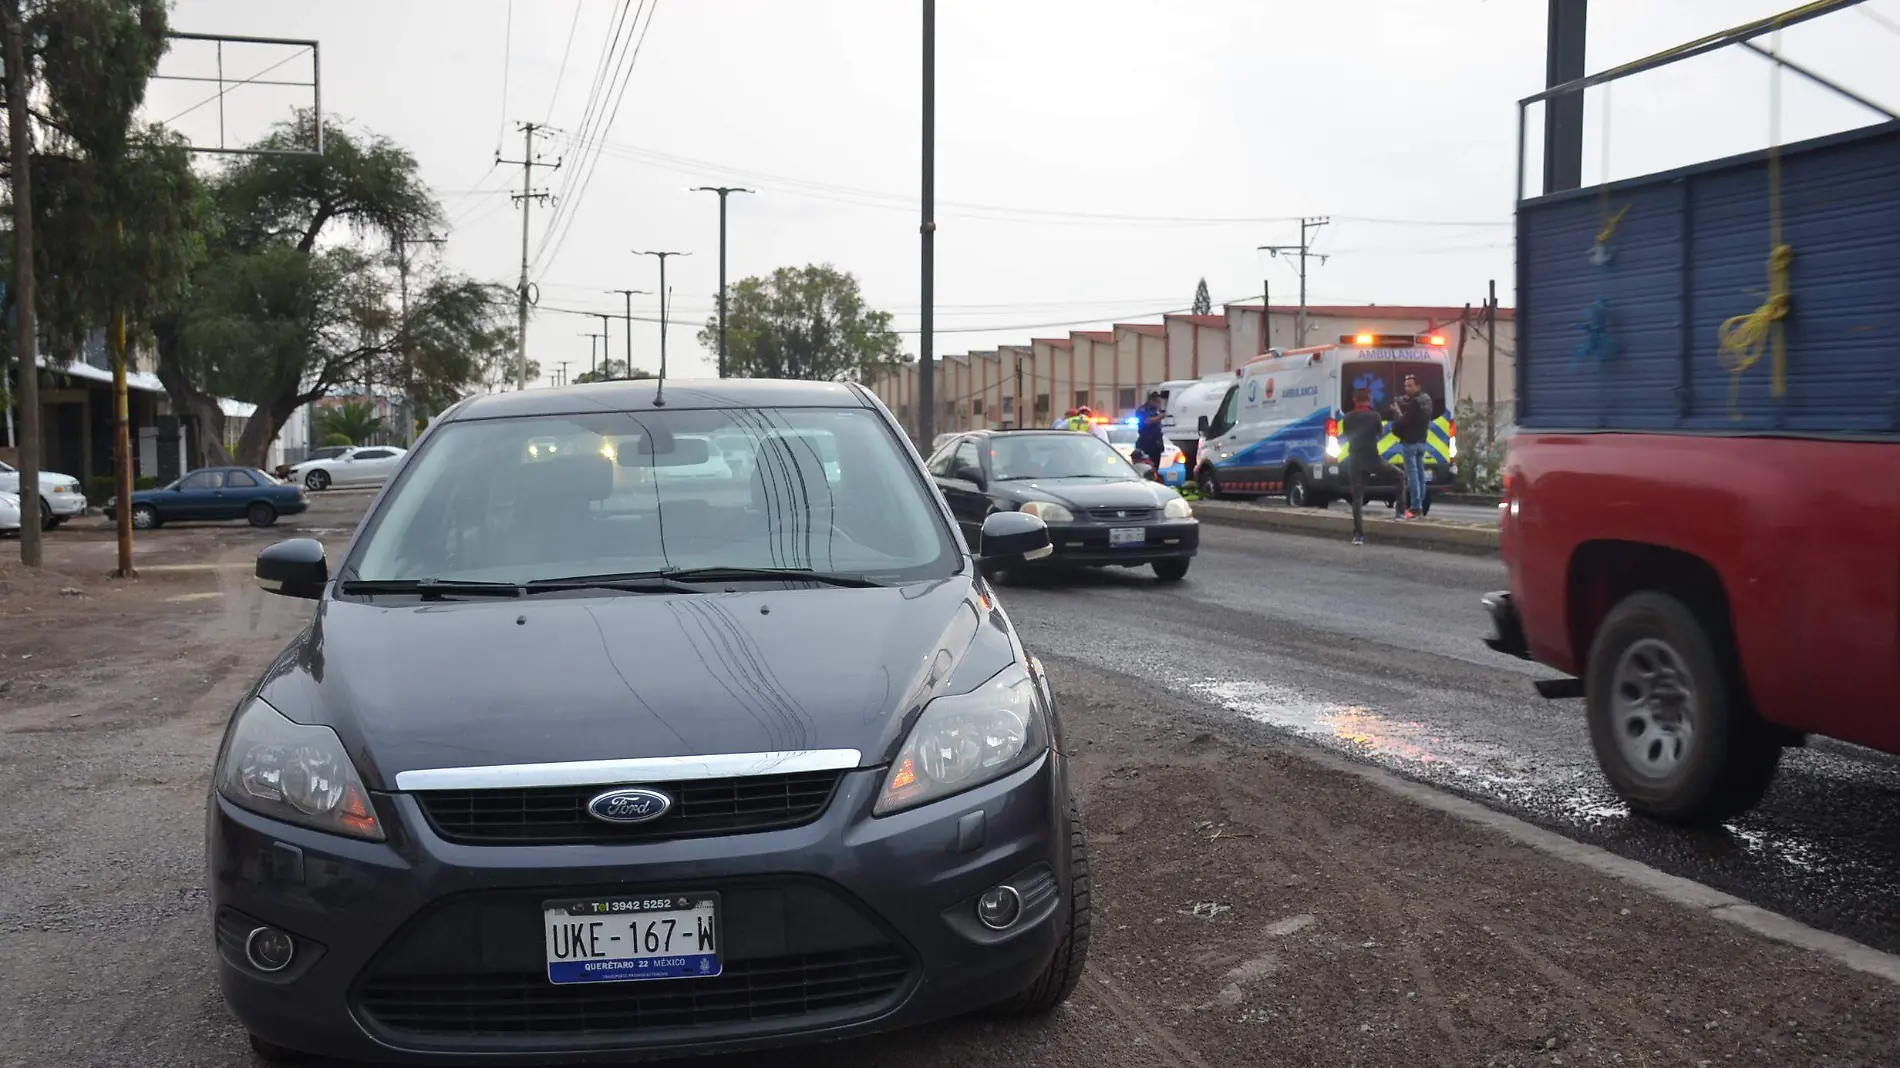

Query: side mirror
<box><xmin>1197</xmin><ymin>415</ymin><xmax>1210</xmax><ymax>434</ymax></box>
<box><xmin>256</xmin><ymin>538</ymin><xmax>328</xmax><ymax>600</ymax></box>
<box><xmin>953</xmin><ymin>463</ymin><xmax>985</xmax><ymax>486</ymax></box>
<box><xmin>978</xmin><ymin>511</ymin><xmax>1051</xmax><ymax>574</ymax></box>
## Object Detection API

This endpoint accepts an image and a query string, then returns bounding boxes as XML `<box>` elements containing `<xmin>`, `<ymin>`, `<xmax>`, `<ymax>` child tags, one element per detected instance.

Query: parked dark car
<box><xmin>214</xmin><ymin>379</ymin><xmax>1086</xmax><ymax>1065</ymax></box>
<box><xmin>105</xmin><ymin>466</ymin><xmax>307</xmax><ymax>530</ymax></box>
<box><xmin>926</xmin><ymin>429</ymin><xmax>1199</xmax><ymax>582</ymax></box>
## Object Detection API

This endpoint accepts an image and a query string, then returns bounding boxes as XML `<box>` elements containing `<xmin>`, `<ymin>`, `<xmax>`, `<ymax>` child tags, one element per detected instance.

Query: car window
<box><xmin>224</xmin><ymin>470</ymin><xmax>258</xmax><ymax>488</ymax></box>
<box><xmin>991</xmin><ymin>434</ymin><xmax>1136</xmax><ymax>482</ymax></box>
<box><xmin>926</xmin><ymin>437</ymin><xmax>961</xmax><ymax>476</ymax></box>
<box><xmin>179</xmin><ymin>471</ymin><xmax>221</xmax><ymax>491</ymax></box>
<box><xmin>950</xmin><ymin>440</ymin><xmax>981</xmax><ymax>477</ymax></box>
<box><xmin>0</xmin><ymin>461</ymin><xmax>14</xmax><ymax>473</ymax></box>
<box><xmin>348</xmin><ymin>407</ymin><xmax>958</xmax><ymax>585</ymax></box>
<box><xmin>354</xmin><ymin>448</ymin><xmax>394</xmax><ymax>460</ymax></box>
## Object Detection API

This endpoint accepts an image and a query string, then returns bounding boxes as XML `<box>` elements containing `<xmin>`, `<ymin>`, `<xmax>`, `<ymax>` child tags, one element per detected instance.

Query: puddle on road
<box><xmin>1186</xmin><ymin>676</ymin><xmax>1840</xmax><ymax>878</ymax></box>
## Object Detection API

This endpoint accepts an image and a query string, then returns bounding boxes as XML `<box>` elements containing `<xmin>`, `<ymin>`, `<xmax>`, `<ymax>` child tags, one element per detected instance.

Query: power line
<box><xmin>534</xmin><ymin>0</ymin><xmax>660</xmax><ymax>276</ymax></box>
<box><xmin>531</xmin><ymin>0</ymin><xmax>641</xmax><ymax>269</ymax></box>
<box><xmin>543</xmin><ymin>0</ymin><xmax>587</xmax><ymax>125</ymax></box>
<box><xmin>495</xmin><ymin>0</ymin><xmax>514</xmax><ymax>151</ymax></box>
<box><xmin>1859</xmin><ymin>4</ymin><xmax>1900</xmax><ymax>38</ymax></box>
<box><xmin>552</xmin><ymin>129</ymin><xmax>1512</xmax><ymax>230</ymax></box>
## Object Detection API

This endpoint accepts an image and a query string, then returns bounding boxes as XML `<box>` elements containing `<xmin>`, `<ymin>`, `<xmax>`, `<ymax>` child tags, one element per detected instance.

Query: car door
<box><xmin>170</xmin><ymin>469</ymin><xmax>224</xmax><ymax>520</ymax></box>
<box><xmin>217</xmin><ymin>468</ymin><xmax>263</xmax><ymax>520</ymax></box>
<box><xmin>342</xmin><ymin>448</ymin><xmax>392</xmax><ymax>485</ymax></box>
<box><xmin>930</xmin><ymin>437</ymin><xmax>988</xmax><ymax>548</ymax></box>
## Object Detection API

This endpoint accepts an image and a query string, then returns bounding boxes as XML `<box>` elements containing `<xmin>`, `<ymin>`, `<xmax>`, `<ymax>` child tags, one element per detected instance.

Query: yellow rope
<box><xmin>1716</xmin><ymin>25</ymin><xmax>1793</xmax><ymax>413</ymax></box>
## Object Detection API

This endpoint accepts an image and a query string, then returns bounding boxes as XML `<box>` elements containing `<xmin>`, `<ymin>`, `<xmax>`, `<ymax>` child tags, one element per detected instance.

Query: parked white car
<box><xmin>0</xmin><ymin>459</ymin><xmax>87</xmax><ymax>528</ymax></box>
<box><xmin>0</xmin><ymin>490</ymin><xmax>19</xmax><ymax>533</ymax></box>
<box><xmin>285</xmin><ymin>446</ymin><xmax>408</xmax><ymax>491</ymax></box>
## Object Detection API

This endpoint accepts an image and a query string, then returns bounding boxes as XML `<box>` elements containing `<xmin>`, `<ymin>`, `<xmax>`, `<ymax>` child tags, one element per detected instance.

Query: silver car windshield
<box><xmin>347</xmin><ymin>407</ymin><xmax>957</xmax><ymax>584</ymax></box>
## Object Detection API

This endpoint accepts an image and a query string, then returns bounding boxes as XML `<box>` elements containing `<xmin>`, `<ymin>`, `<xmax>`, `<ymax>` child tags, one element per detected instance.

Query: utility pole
<box><xmin>1485</xmin><ymin>278</ymin><xmax>1499</xmax><ymax>446</ymax></box>
<box><xmin>691</xmin><ymin>186</ymin><xmax>753</xmax><ymax>378</ymax></box>
<box><xmin>556</xmin><ymin>361</ymin><xmax>571</xmax><ymax>387</ymax></box>
<box><xmin>604</xmin><ymin>289</ymin><xmax>648</xmax><ymax>378</ymax></box>
<box><xmin>499</xmin><ymin>122</ymin><xmax>559</xmax><ymax>390</ymax></box>
<box><xmin>918</xmin><ymin>0</ymin><xmax>937</xmax><ymax>447</ymax></box>
<box><xmin>1259</xmin><ymin>216</ymin><xmax>1329</xmax><ymax>347</ymax></box>
<box><xmin>580</xmin><ymin>332</ymin><xmax>599</xmax><ymax>379</ymax></box>
<box><xmin>634</xmin><ymin>251</ymin><xmax>688</xmax><ymax>380</ymax></box>
<box><xmin>5</xmin><ymin>0</ymin><xmax>43</xmax><ymax>567</ymax></box>
<box><xmin>394</xmin><ymin>230</ymin><xmax>446</xmax><ymax>446</ymax></box>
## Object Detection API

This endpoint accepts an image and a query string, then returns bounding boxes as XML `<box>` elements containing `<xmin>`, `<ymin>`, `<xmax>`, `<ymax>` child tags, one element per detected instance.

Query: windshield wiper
<box><xmin>338</xmin><ymin>578</ymin><xmax>524</xmax><ymax>600</ymax></box>
<box><xmin>523</xmin><ymin>573</ymin><xmax>708</xmax><ymax>596</ymax></box>
<box><xmin>662</xmin><ymin>565</ymin><xmax>890</xmax><ymax>588</ymax></box>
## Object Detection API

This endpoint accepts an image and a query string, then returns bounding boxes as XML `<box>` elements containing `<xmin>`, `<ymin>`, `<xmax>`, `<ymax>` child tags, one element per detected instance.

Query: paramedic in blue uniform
<box><xmin>1344</xmin><ymin>388</ymin><xmax>1396</xmax><ymax>546</ymax></box>
<box><xmin>1390</xmin><ymin>374</ymin><xmax>1433</xmax><ymax>520</ymax></box>
<box><xmin>1135</xmin><ymin>391</ymin><xmax>1167</xmax><ymax>471</ymax></box>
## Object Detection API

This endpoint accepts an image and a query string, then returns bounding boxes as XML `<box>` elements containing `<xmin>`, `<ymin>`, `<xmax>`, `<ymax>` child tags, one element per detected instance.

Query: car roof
<box><xmin>442</xmin><ymin>379</ymin><xmax>872</xmax><ymax>422</ymax></box>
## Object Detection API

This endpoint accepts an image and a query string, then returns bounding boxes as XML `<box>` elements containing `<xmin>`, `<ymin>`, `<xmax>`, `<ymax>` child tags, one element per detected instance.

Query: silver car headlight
<box><xmin>875</xmin><ymin>662</ymin><xmax>1048</xmax><ymax>816</ymax></box>
<box><xmin>216</xmin><ymin>698</ymin><xmax>383</xmax><ymax>840</ymax></box>
<box><xmin>1163</xmin><ymin>497</ymin><xmax>1193</xmax><ymax>519</ymax></box>
<box><xmin>1018</xmin><ymin>500</ymin><xmax>1073</xmax><ymax>523</ymax></box>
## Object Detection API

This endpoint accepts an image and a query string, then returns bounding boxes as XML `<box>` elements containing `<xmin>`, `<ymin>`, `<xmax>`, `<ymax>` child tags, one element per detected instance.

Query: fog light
<box><xmin>976</xmin><ymin>885</ymin><xmax>1023</xmax><ymax>930</ymax></box>
<box><xmin>245</xmin><ymin>926</ymin><xmax>296</xmax><ymax>973</ymax></box>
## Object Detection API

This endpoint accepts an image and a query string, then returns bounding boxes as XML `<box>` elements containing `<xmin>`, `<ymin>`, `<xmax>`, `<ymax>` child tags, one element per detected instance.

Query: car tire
<box><xmin>1584</xmin><ymin>591</ymin><xmax>1782</xmax><ymax>825</ymax></box>
<box><xmin>130</xmin><ymin>503</ymin><xmax>160</xmax><ymax>531</ymax></box>
<box><xmin>304</xmin><ymin>470</ymin><xmax>329</xmax><ymax>492</ymax></box>
<box><xmin>1196</xmin><ymin>467</ymin><xmax>1222</xmax><ymax>500</ymax></box>
<box><xmin>247</xmin><ymin>502</ymin><xmax>278</xmax><ymax>528</ymax></box>
<box><xmin>247</xmin><ymin>1033</ymin><xmax>306</xmax><ymax>1065</ymax></box>
<box><xmin>996</xmin><ymin>802</ymin><xmax>1091</xmax><ymax>1015</ymax></box>
<box><xmin>39</xmin><ymin>497</ymin><xmax>55</xmax><ymax>531</ymax></box>
<box><xmin>1151</xmin><ymin>558</ymin><xmax>1190</xmax><ymax>583</ymax></box>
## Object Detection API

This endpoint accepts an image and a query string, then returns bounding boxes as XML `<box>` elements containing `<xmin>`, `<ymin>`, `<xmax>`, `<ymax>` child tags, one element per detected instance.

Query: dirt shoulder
<box><xmin>1049</xmin><ymin>656</ymin><xmax>1898</xmax><ymax>1067</ymax></box>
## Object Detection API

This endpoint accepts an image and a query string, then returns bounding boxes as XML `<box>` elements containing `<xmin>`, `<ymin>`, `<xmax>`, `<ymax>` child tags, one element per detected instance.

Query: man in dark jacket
<box><xmin>1342</xmin><ymin>388</ymin><xmax>1396</xmax><ymax>545</ymax></box>
<box><xmin>1135</xmin><ymin>391</ymin><xmax>1167</xmax><ymax>471</ymax></box>
<box><xmin>1389</xmin><ymin>374</ymin><xmax>1433</xmax><ymax>519</ymax></box>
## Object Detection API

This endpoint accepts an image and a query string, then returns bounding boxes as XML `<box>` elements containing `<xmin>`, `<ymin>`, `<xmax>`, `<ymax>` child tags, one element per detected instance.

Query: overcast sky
<box><xmin>143</xmin><ymin>1</ymin><xmax>1900</xmax><ymax>384</ymax></box>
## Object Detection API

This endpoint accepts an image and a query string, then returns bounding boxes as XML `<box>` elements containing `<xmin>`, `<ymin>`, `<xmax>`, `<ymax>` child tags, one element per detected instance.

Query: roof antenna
<box><xmin>653</xmin><ymin>284</ymin><xmax>671</xmax><ymax>407</ymax></box>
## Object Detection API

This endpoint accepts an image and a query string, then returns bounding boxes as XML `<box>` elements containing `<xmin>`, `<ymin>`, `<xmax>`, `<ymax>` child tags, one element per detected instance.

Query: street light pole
<box><xmin>917</xmin><ymin>0</ymin><xmax>936</xmax><ymax>447</ymax></box>
<box><xmin>635</xmin><ymin>250</ymin><xmax>689</xmax><ymax>382</ymax></box>
<box><xmin>692</xmin><ymin>187</ymin><xmax>753</xmax><ymax>378</ymax></box>
<box><xmin>604</xmin><ymin>289</ymin><xmax>648</xmax><ymax>379</ymax></box>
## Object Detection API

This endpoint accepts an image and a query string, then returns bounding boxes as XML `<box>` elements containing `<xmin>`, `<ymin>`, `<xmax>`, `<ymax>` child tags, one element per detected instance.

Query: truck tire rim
<box><xmin>1288</xmin><ymin>475</ymin><xmax>1305</xmax><ymax>506</ymax></box>
<box><xmin>1611</xmin><ymin>637</ymin><xmax>1697</xmax><ymax>780</ymax></box>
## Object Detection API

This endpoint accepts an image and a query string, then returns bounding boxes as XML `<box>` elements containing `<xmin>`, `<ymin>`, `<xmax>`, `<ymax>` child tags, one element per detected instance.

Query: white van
<box><xmin>1156</xmin><ymin>374</ymin><xmax>1237</xmax><ymax>473</ymax></box>
<box><xmin>1193</xmin><ymin>333</ymin><xmax>1457</xmax><ymax>509</ymax></box>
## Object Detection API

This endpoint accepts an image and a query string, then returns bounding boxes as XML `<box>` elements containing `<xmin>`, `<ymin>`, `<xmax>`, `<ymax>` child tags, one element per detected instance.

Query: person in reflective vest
<box><xmin>1064</xmin><ymin>407</ymin><xmax>1092</xmax><ymax>432</ymax></box>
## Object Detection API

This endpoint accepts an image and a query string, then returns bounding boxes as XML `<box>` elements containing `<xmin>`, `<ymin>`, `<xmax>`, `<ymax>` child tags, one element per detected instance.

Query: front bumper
<box><xmin>44</xmin><ymin>491</ymin><xmax>87</xmax><ymax>517</ymax></box>
<box><xmin>1481</xmin><ymin>590</ymin><xmax>1530</xmax><ymax>659</ymax></box>
<box><xmin>1038</xmin><ymin>519</ymin><xmax>1199</xmax><ymax>566</ymax></box>
<box><xmin>209</xmin><ymin>754</ymin><xmax>1071</xmax><ymax>1063</ymax></box>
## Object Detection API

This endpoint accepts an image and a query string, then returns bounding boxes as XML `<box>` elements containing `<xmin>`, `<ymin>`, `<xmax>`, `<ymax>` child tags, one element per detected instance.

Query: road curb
<box><xmin>1193</xmin><ymin>500</ymin><xmax>1500</xmax><ymax>555</ymax></box>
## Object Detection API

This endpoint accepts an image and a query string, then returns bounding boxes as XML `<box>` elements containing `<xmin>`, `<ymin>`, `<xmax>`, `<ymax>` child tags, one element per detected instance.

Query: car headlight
<box><xmin>1018</xmin><ymin>500</ymin><xmax>1073</xmax><ymax>523</ymax></box>
<box><xmin>875</xmin><ymin>662</ymin><xmax>1048</xmax><ymax>816</ymax></box>
<box><xmin>1163</xmin><ymin>496</ymin><xmax>1193</xmax><ymax>519</ymax></box>
<box><xmin>216</xmin><ymin>698</ymin><xmax>383</xmax><ymax>840</ymax></box>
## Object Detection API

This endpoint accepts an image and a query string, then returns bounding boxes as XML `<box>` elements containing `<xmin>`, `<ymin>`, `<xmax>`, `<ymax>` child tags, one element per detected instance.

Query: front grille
<box><xmin>415</xmin><ymin>770</ymin><xmax>845</xmax><ymax>845</ymax></box>
<box><xmin>359</xmin><ymin>948</ymin><xmax>911</xmax><ymax>1037</ymax></box>
<box><xmin>1085</xmin><ymin>506</ymin><xmax>1156</xmax><ymax>522</ymax></box>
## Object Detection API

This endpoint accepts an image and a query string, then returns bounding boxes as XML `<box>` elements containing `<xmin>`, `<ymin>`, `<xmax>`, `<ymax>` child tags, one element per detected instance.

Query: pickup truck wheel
<box><xmin>1585</xmin><ymin>591</ymin><xmax>1781</xmax><ymax>825</ymax></box>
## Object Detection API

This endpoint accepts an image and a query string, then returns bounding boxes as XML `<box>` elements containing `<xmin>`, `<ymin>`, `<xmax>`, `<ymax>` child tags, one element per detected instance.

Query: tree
<box><xmin>164</xmin><ymin>114</ymin><xmax>509</xmax><ymax>466</ymax></box>
<box><xmin>702</xmin><ymin>264</ymin><xmax>907</xmax><ymax>382</ymax></box>
<box><xmin>1192</xmin><ymin>277</ymin><xmax>1212</xmax><ymax>316</ymax></box>
<box><xmin>315</xmin><ymin>401</ymin><xmax>383</xmax><ymax>445</ymax></box>
<box><xmin>573</xmin><ymin>358</ymin><xmax>653</xmax><ymax>384</ymax></box>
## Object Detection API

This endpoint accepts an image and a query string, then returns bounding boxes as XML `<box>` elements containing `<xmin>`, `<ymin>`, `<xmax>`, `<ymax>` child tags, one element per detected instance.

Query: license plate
<box><xmin>543</xmin><ymin>893</ymin><xmax>721</xmax><ymax>984</ymax></box>
<box><xmin>1109</xmin><ymin>527</ymin><xmax>1146</xmax><ymax>547</ymax></box>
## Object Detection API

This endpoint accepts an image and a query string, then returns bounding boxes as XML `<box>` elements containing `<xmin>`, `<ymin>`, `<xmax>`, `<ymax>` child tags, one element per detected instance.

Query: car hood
<box><xmin>255</xmin><ymin>574</ymin><xmax>1018</xmax><ymax>790</ymax></box>
<box><xmin>994</xmin><ymin>476</ymin><xmax>1178</xmax><ymax>510</ymax></box>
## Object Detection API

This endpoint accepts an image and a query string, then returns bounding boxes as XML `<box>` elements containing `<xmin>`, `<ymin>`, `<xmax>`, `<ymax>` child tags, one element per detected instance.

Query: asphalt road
<box><xmin>5</xmin><ymin>493</ymin><xmax>1899</xmax><ymax>1067</ymax></box>
<box><xmin>996</xmin><ymin>524</ymin><xmax>1900</xmax><ymax>954</ymax></box>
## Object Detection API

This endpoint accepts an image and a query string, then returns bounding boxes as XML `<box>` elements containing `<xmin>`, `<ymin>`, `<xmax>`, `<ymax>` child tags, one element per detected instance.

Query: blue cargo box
<box><xmin>1516</xmin><ymin>119</ymin><xmax>1900</xmax><ymax>436</ymax></box>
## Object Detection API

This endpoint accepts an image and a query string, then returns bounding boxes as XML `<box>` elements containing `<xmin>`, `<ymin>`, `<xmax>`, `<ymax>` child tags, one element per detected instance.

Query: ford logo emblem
<box><xmin>586</xmin><ymin>787</ymin><xmax>674</xmax><ymax>825</ymax></box>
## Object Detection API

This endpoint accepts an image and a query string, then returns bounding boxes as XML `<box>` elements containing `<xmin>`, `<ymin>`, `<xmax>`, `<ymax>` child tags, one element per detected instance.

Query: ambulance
<box><xmin>1192</xmin><ymin>332</ymin><xmax>1457</xmax><ymax>509</ymax></box>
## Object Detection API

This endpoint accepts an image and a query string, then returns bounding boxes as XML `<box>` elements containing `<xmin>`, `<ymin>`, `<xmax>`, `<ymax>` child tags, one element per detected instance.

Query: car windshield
<box><xmin>990</xmin><ymin>433</ymin><xmax>1137</xmax><ymax>481</ymax></box>
<box><xmin>1103</xmin><ymin>425</ymin><xmax>1139</xmax><ymax>446</ymax></box>
<box><xmin>347</xmin><ymin>406</ymin><xmax>958</xmax><ymax>584</ymax></box>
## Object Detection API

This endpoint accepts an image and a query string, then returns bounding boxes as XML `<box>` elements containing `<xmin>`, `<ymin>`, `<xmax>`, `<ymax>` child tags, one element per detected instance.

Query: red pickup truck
<box><xmin>1484</xmin><ymin>40</ymin><xmax>1900</xmax><ymax>825</ymax></box>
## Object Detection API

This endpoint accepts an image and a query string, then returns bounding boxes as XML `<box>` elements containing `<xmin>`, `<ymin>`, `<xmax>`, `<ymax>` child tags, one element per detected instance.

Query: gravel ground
<box><xmin>2</xmin><ymin>493</ymin><xmax>1897</xmax><ymax>1067</ymax></box>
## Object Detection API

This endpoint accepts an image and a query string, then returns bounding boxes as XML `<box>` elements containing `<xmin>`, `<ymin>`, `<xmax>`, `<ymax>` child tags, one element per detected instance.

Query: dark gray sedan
<box><xmin>210</xmin><ymin>379</ymin><xmax>1087</xmax><ymax>1064</ymax></box>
